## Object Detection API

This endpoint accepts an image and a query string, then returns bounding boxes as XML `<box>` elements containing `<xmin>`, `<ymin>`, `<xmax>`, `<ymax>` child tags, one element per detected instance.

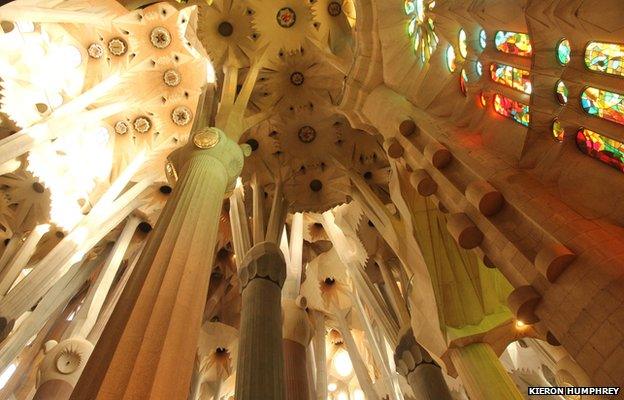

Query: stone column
<box><xmin>282</xmin><ymin>297</ymin><xmax>312</xmax><ymax>400</ymax></box>
<box><xmin>71</xmin><ymin>128</ymin><xmax>244</xmax><ymax>400</ymax></box>
<box><xmin>394</xmin><ymin>329</ymin><xmax>452</xmax><ymax>400</ymax></box>
<box><xmin>235</xmin><ymin>242</ymin><xmax>287</xmax><ymax>400</ymax></box>
<box><xmin>449</xmin><ymin>343</ymin><xmax>524</xmax><ymax>400</ymax></box>
<box><xmin>312</xmin><ymin>311</ymin><xmax>327</xmax><ymax>400</ymax></box>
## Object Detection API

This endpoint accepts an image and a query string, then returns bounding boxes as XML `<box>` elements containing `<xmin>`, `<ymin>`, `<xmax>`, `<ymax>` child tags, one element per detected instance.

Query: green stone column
<box><xmin>449</xmin><ymin>342</ymin><xmax>524</xmax><ymax>400</ymax></box>
<box><xmin>235</xmin><ymin>242</ymin><xmax>287</xmax><ymax>400</ymax></box>
<box><xmin>71</xmin><ymin>128</ymin><xmax>244</xmax><ymax>400</ymax></box>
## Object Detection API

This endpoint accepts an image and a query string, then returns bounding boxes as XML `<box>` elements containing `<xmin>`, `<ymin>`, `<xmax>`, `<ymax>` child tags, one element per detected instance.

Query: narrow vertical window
<box><xmin>479</xmin><ymin>29</ymin><xmax>487</xmax><ymax>50</ymax></box>
<box><xmin>446</xmin><ymin>45</ymin><xmax>457</xmax><ymax>72</ymax></box>
<box><xmin>557</xmin><ymin>38</ymin><xmax>571</xmax><ymax>66</ymax></box>
<box><xmin>458</xmin><ymin>29</ymin><xmax>468</xmax><ymax>58</ymax></box>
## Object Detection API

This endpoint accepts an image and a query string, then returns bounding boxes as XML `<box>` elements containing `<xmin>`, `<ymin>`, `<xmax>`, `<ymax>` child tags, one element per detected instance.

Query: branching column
<box><xmin>449</xmin><ymin>343</ymin><xmax>524</xmax><ymax>400</ymax></box>
<box><xmin>235</xmin><ymin>242</ymin><xmax>286</xmax><ymax>400</ymax></box>
<box><xmin>282</xmin><ymin>297</ymin><xmax>312</xmax><ymax>400</ymax></box>
<box><xmin>71</xmin><ymin>128</ymin><xmax>244</xmax><ymax>400</ymax></box>
<box><xmin>394</xmin><ymin>329</ymin><xmax>452</xmax><ymax>400</ymax></box>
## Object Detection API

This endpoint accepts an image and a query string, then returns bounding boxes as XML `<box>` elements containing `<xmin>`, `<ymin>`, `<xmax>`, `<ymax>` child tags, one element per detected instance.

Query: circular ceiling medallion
<box><xmin>150</xmin><ymin>27</ymin><xmax>172</xmax><ymax>49</ymax></box>
<box><xmin>193</xmin><ymin>127</ymin><xmax>221</xmax><ymax>149</ymax></box>
<box><xmin>163</xmin><ymin>69</ymin><xmax>181</xmax><ymax>87</ymax></box>
<box><xmin>87</xmin><ymin>43</ymin><xmax>104</xmax><ymax>59</ymax></box>
<box><xmin>290</xmin><ymin>71</ymin><xmax>305</xmax><ymax>86</ymax></box>
<box><xmin>133</xmin><ymin>117</ymin><xmax>151</xmax><ymax>133</ymax></box>
<box><xmin>108</xmin><ymin>38</ymin><xmax>127</xmax><ymax>56</ymax></box>
<box><xmin>218</xmin><ymin>21</ymin><xmax>234</xmax><ymax>37</ymax></box>
<box><xmin>276</xmin><ymin>7</ymin><xmax>296</xmax><ymax>28</ymax></box>
<box><xmin>328</xmin><ymin>1</ymin><xmax>342</xmax><ymax>16</ymax></box>
<box><xmin>114</xmin><ymin>121</ymin><xmax>129</xmax><ymax>135</ymax></box>
<box><xmin>298</xmin><ymin>125</ymin><xmax>317</xmax><ymax>143</ymax></box>
<box><xmin>171</xmin><ymin>106</ymin><xmax>192</xmax><ymax>126</ymax></box>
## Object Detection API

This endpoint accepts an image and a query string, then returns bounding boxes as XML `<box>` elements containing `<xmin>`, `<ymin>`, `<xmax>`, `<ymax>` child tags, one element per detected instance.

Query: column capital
<box><xmin>37</xmin><ymin>338</ymin><xmax>94</xmax><ymax>389</ymax></box>
<box><xmin>239</xmin><ymin>242</ymin><xmax>287</xmax><ymax>290</ymax></box>
<box><xmin>167</xmin><ymin>127</ymin><xmax>245</xmax><ymax>192</ymax></box>
<box><xmin>394</xmin><ymin>328</ymin><xmax>439</xmax><ymax>378</ymax></box>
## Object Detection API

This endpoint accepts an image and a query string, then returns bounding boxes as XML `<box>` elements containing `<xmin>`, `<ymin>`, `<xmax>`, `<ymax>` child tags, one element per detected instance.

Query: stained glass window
<box><xmin>555</xmin><ymin>80</ymin><xmax>568</xmax><ymax>105</ymax></box>
<box><xmin>405</xmin><ymin>0</ymin><xmax>439</xmax><ymax>64</ymax></box>
<box><xmin>476</xmin><ymin>60</ymin><xmax>483</xmax><ymax>77</ymax></box>
<box><xmin>493</xmin><ymin>93</ymin><xmax>530</xmax><ymax>126</ymax></box>
<box><xmin>489</xmin><ymin>63</ymin><xmax>532</xmax><ymax>94</ymax></box>
<box><xmin>552</xmin><ymin>119</ymin><xmax>565</xmax><ymax>142</ymax></box>
<box><xmin>580</xmin><ymin>87</ymin><xmax>624</xmax><ymax>126</ymax></box>
<box><xmin>557</xmin><ymin>38</ymin><xmax>571</xmax><ymax>66</ymax></box>
<box><xmin>585</xmin><ymin>42</ymin><xmax>624</xmax><ymax>77</ymax></box>
<box><xmin>446</xmin><ymin>45</ymin><xmax>456</xmax><ymax>72</ymax></box>
<box><xmin>576</xmin><ymin>128</ymin><xmax>624</xmax><ymax>172</ymax></box>
<box><xmin>495</xmin><ymin>31</ymin><xmax>532</xmax><ymax>57</ymax></box>
<box><xmin>479</xmin><ymin>29</ymin><xmax>487</xmax><ymax>50</ymax></box>
<box><xmin>460</xmin><ymin>68</ymin><xmax>468</xmax><ymax>95</ymax></box>
<box><xmin>458</xmin><ymin>29</ymin><xmax>468</xmax><ymax>58</ymax></box>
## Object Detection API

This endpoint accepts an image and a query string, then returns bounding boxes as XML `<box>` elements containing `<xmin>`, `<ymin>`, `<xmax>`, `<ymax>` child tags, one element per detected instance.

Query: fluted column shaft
<box><xmin>282</xmin><ymin>298</ymin><xmax>312</xmax><ymax>400</ymax></box>
<box><xmin>449</xmin><ymin>343</ymin><xmax>523</xmax><ymax>400</ymax></box>
<box><xmin>235</xmin><ymin>242</ymin><xmax>286</xmax><ymax>400</ymax></box>
<box><xmin>312</xmin><ymin>311</ymin><xmax>327</xmax><ymax>400</ymax></box>
<box><xmin>395</xmin><ymin>329</ymin><xmax>452</xmax><ymax>400</ymax></box>
<box><xmin>72</xmin><ymin>128</ymin><xmax>244</xmax><ymax>400</ymax></box>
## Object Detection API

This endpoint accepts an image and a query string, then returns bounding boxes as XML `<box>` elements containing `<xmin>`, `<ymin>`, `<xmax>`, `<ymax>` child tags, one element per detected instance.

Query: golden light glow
<box><xmin>327</xmin><ymin>383</ymin><xmax>337</xmax><ymax>392</ymax></box>
<box><xmin>27</xmin><ymin>124</ymin><xmax>113</xmax><ymax>230</ymax></box>
<box><xmin>515</xmin><ymin>320</ymin><xmax>526</xmax><ymax>328</ymax></box>
<box><xmin>336</xmin><ymin>392</ymin><xmax>349</xmax><ymax>400</ymax></box>
<box><xmin>333</xmin><ymin>348</ymin><xmax>353</xmax><ymax>377</ymax></box>
<box><xmin>206</xmin><ymin>58</ymin><xmax>216</xmax><ymax>84</ymax></box>
<box><xmin>352</xmin><ymin>389</ymin><xmax>365</xmax><ymax>400</ymax></box>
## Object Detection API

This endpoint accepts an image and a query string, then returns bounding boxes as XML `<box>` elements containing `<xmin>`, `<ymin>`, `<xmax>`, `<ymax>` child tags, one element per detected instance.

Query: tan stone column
<box><xmin>449</xmin><ymin>343</ymin><xmax>524</xmax><ymax>400</ymax></box>
<box><xmin>71</xmin><ymin>128</ymin><xmax>244</xmax><ymax>400</ymax></box>
<box><xmin>282</xmin><ymin>297</ymin><xmax>312</xmax><ymax>400</ymax></box>
<box><xmin>235</xmin><ymin>242</ymin><xmax>287</xmax><ymax>400</ymax></box>
<box><xmin>394</xmin><ymin>329</ymin><xmax>452</xmax><ymax>400</ymax></box>
<box><xmin>312</xmin><ymin>311</ymin><xmax>328</xmax><ymax>400</ymax></box>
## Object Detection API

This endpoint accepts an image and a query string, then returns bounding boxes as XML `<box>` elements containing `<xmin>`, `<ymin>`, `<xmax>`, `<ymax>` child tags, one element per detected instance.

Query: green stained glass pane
<box><xmin>404</xmin><ymin>0</ymin><xmax>415</xmax><ymax>14</ymax></box>
<box><xmin>557</xmin><ymin>38</ymin><xmax>571</xmax><ymax>66</ymax></box>
<box><xmin>555</xmin><ymin>80</ymin><xmax>568</xmax><ymax>105</ymax></box>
